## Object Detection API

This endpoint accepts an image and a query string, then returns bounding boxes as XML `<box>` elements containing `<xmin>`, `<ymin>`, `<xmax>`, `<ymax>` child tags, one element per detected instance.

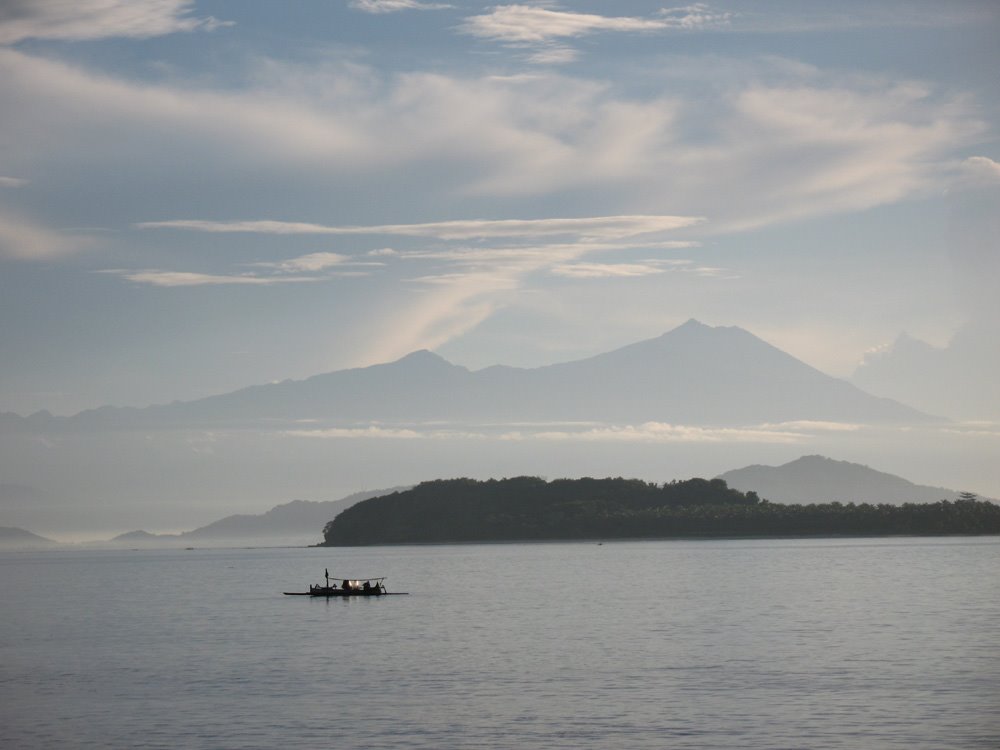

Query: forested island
<box><xmin>320</xmin><ymin>476</ymin><xmax>1000</xmax><ymax>546</ymax></box>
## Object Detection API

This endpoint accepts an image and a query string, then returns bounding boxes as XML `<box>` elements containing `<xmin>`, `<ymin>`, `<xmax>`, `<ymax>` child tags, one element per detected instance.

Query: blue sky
<box><xmin>1</xmin><ymin>0</ymin><xmax>998</xmax><ymax>417</ymax></box>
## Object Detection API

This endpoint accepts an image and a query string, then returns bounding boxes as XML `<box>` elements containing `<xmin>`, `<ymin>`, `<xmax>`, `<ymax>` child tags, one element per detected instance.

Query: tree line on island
<box><xmin>321</xmin><ymin>476</ymin><xmax>1000</xmax><ymax>546</ymax></box>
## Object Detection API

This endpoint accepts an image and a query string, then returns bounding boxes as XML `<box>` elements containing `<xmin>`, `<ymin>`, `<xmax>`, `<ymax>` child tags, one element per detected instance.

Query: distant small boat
<box><xmin>283</xmin><ymin>568</ymin><xmax>408</xmax><ymax>597</ymax></box>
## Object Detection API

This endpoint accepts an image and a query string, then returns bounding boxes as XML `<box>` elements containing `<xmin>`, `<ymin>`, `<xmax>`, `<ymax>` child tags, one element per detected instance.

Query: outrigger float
<box><xmin>284</xmin><ymin>569</ymin><xmax>408</xmax><ymax>597</ymax></box>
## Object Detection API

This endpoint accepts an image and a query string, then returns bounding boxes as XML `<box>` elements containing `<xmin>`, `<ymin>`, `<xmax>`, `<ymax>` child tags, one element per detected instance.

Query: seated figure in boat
<box><xmin>341</xmin><ymin>579</ymin><xmax>352</xmax><ymax>592</ymax></box>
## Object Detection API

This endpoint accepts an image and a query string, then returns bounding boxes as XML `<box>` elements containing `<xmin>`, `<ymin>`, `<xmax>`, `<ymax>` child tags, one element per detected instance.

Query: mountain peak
<box><xmin>393</xmin><ymin>349</ymin><xmax>459</xmax><ymax>370</ymax></box>
<box><xmin>661</xmin><ymin>319</ymin><xmax>749</xmax><ymax>341</ymax></box>
<box><xmin>678</xmin><ymin>318</ymin><xmax>710</xmax><ymax>330</ymax></box>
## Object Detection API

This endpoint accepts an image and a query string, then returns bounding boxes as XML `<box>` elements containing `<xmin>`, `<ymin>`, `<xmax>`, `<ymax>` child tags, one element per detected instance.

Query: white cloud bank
<box><xmin>0</xmin><ymin>0</ymin><xmax>230</xmax><ymax>44</ymax></box>
<box><xmin>281</xmin><ymin>420</ymin><xmax>870</xmax><ymax>445</ymax></box>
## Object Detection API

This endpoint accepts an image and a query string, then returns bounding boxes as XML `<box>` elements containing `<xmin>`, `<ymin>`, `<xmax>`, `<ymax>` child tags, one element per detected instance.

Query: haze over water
<box><xmin>3</xmin><ymin>538</ymin><xmax>998</xmax><ymax>749</ymax></box>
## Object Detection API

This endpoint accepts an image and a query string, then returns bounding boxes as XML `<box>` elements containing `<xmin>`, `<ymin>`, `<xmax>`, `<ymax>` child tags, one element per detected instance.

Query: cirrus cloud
<box><xmin>0</xmin><ymin>0</ymin><xmax>230</xmax><ymax>45</ymax></box>
<box><xmin>136</xmin><ymin>214</ymin><xmax>704</xmax><ymax>241</ymax></box>
<box><xmin>460</xmin><ymin>3</ymin><xmax>732</xmax><ymax>64</ymax></box>
<box><xmin>349</xmin><ymin>0</ymin><xmax>451</xmax><ymax>13</ymax></box>
<box><xmin>99</xmin><ymin>270</ymin><xmax>323</xmax><ymax>287</ymax></box>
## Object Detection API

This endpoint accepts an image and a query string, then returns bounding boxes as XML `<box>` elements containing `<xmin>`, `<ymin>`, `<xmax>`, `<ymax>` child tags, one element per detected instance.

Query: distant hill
<box><xmin>108</xmin><ymin>487</ymin><xmax>409</xmax><ymax>544</ymax></box>
<box><xmin>180</xmin><ymin>488</ymin><xmax>408</xmax><ymax>540</ymax></box>
<box><xmin>718</xmin><ymin>455</ymin><xmax>962</xmax><ymax>505</ymax></box>
<box><xmin>110</xmin><ymin>530</ymin><xmax>166</xmax><ymax>543</ymax></box>
<box><xmin>1</xmin><ymin>320</ymin><xmax>934</xmax><ymax>431</ymax></box>
<box><xmin>0</xmin><ymin>526</ymin><xmax>56</xmax><ymax>548</ymax></box>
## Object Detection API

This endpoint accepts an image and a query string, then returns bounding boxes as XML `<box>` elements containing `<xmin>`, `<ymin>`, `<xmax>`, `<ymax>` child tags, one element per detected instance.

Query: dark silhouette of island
<box><xmin>718</xmin><ymin>455</ymin><xmax>965</xmax><ymax>505</ymax></box>
<box><xmin>0</xmin><ymin>526</ymin><xmax>56</xmax><ymax>548</ymax></box>
<box><xmin>320</xmin><ymin>477</ymin><xmax>1000</xmax><ymax>546</ymax></box>
<box><xmin>0</xmin><ymin>320</ymin><xmax>935</xmax><ymax>432</ymax></box>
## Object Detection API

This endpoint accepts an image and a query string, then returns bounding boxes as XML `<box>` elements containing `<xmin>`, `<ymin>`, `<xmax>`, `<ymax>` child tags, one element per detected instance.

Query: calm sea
<box><xmin>2</xmin><ymin>538</ymin><xmax>998</xmax><ymax>749</ymax></box>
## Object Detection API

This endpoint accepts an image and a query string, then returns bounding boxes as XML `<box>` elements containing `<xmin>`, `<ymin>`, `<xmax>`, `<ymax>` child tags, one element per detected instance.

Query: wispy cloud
<box><xmin>284</xmin><ymin>425</ymin><xmax>427</xmax><ymax>439</ymax></box>
<box><xmin>281</xmin><ymin>420</ymin><xmax>822</xmax><ymax>444</ymax></box>
<box><xmin>137</xmin><ymin>214</ymin><xmax>703</xmax><ymax>241</ymax></box>
<box><xmin>958</xmin><ymin>156</ymin><xmax>1000</xmax><ymax>186</ymax></box>
<box><xmin>0</xmin><ymin>175</ymin><xmax>27</xmax><ymax>188</ymax></box>
<box><xmin>460</xmin><ymin>3</ymin><xmax>731</xmax><ymax>63</ymax></box>
<box><xmin>760</xmin><ymin>420</ymin><xmax>863</xmax><ymax>433</ymax></box>
<box><xmin>503</xmin><ymin>421</ymin><xmax>803</xmax><ymax>444</ymax></box>
<box><xmin>249</xmin><ymin>252</ymin><xmax>349</xmax><ymax>273</ymax></box>
<box><xmin>0</xmin><ymin>211</ymin><xmax>86</xmax><ymax>260</ymax></box>
<box><xmin>461</xmin><ymin>3</ymin><xmax>730</xmax><ymax>43</ymax></box>
<box><xmin>5</xmin><ymin>48</ymin><xmax>974</xmax><ymax>227</ymax></box>
<box><xmin>728</xmin><ymin>5</ymin><xmax>991</xmax><ymax>34</ymax></box>
<box><xmin>550</xmin><ymin>259</ymin><xmax>729</xmax><ymax>279</ymax></box>
<box><xmin>99</xmin><ymin>270</ymin><xmax>323</xmax><ymax>287</ymax></box>
<box><xmin>349</xmin><ymin>0</ymin><xmax>451</xmax><ymax>13</ymax></box>
<box><xmin>0</xmin><ymin>0</ymin><xmax>231</xmax><ymax>44</ymax></box>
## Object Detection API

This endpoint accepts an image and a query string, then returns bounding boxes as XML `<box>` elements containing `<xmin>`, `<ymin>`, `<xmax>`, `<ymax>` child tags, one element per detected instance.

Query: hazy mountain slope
<box><xmin>0</xmin><ymin>526</ymin><xmax>56</xmax><ymax>547</ymax></box>
<box><xmin>718</xmin><ymin>455</ymin><xmax>961</xmax><ymax>504</ymax></box>
<box><xmin>180</xmin><ymin>488</ymin><xmax>408</xmax><ymax>539</ymax></box>
<box><xmin>3</xmin><ymin>320</ymin><xmax>933</xmax><ymax>430</ymax></box>
<box><xmin>107</xmin><ymin>487</ymin><xmax>410</xmax><ymax>543</ymax></box>
<box><xmin>510</xmin><ymin>320</ymin><xmax>929</xmax><ymax>423</ymax></box>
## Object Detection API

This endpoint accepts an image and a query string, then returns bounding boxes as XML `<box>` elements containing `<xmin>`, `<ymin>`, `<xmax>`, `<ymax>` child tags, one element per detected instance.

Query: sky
<box><xmin>1</xmin><ymin>1</ymin><xmax>999</xmax><ymax>537</ymax></box>
<box><xmin>1</xmin><ymin>0</ymin><xmax>997</xmax><ymax>417</ymax></box>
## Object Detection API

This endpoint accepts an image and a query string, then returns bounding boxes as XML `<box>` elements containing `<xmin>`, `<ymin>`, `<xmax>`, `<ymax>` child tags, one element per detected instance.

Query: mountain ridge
<box><xmin>1</xmin><ymin>320</ymin><xmax>936</xmax><ymax>430</ymax></box>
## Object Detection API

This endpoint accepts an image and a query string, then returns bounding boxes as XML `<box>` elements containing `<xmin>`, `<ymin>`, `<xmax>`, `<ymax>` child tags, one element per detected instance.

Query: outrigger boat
<box><xmin>284</xmin><ymin>569</ymin><xmax>408</xmax><ymax>597</ymax></box>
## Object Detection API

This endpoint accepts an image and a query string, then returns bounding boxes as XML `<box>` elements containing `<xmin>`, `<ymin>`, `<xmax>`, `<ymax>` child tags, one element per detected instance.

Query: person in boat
<box><xmin>362</xmin><ymin>580</ymin><xmax>372</xmax><ymax>593</ymax></box>
<box><xmin>341</xmin><ymin>579</ymin><xmax>352</xmax><ymax>592</ymax></box>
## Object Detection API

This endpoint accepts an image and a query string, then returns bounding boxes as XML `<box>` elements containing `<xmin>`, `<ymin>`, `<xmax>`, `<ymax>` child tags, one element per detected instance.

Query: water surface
<box><xmin>2</xmin><ymin>538</ymin><xmax>998</xmax><ymax>748</ymax></box>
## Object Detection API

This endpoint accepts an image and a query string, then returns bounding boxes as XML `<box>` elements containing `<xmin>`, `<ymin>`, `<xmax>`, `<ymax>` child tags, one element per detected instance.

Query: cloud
<box><xmin>5</xmin><ymin>48</ymin><xmax>974</xmax><ymax>225</ymax></box>
<box><xmin>550</xmin><ymin>259</ymin><xmax>728</xmax><ymax>279</ymax></box>
<box><xmin>137</xmin><ymin>214</ymin><xmax>703</xmax><ymax>241</ymax></box>
<box><xmin>707</xmin><ymin>80</ymin><xmax>984</xmax><ymax>230</ymax></box>
<box><xmin>759</xmin><ymin>421</ymin><xmax>863</xmax><ymax>433</ymax></box>
<box><xmin>250</xmin><ymin>252</ymin><xmax>349</xmax><ymax>273</ymax></box>
<box><xmin>459</xmin><ymin>3</ymin><xmax>731</xmax><ymax>63</ymax></box>
<box><xmin>501</xmin><ymin>421</ymin><xmax>803</xmax><ymax>444</ymax></box>
<box><xmin>284</xmin><ymin>426</ymin><xmax>427</xmax><ymax>439</ymax></box>
<box><xmin>959</xmin><ymin>156</ymin><xmax>1000</xmax><ymax>186</ymax></box>
<box><xmin>0</xmin><ymin>211</ymin><xmax>84</xmax><ymax>260</ymax></box>
<box><xmin>0</xmin><ymin>176</ymin><xmax>27</xmax><ymax>188</ymax></box>
<box><xmin>349</xmin><ymin>0</ymin><xmax>451</xmax><ymax>13</ymax></box>
<box><xmin>461</xmin><ymin>3</ymin><xmax>730</xmax><ymax>43</ymax></box>
<box><xmin>281</xmin><ymin>420</ymin><xmax>813</xmax><ymax>444</ymax></box>
<box><xmin>726</xmin><ymin>5</ymin><xmax>991</xmax><ymax>34</ymax></box>
<box><xmin>100</xmin><ymin>270</ymin><xmax>323</xmax><ymax>287</ymax></box>
<box><xmin>0</xmin><ymin>0</ymin><xmax>230</xmax><ymax>44</ymax></box>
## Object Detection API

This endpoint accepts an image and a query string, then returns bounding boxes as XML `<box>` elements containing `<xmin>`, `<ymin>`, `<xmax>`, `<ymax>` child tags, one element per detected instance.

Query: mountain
<box><xmin>0</xmin><ymin>526</ymin><xmax>56</xmax><ymax>548</ymax></box>
<box><xmin>3</xmin><ymin>320</ymin><xmax>934</xmax><ymax>430</ymax></box>
<box><xmin>108</xmin><ymin>488</ymin><xmax>409</xmax><ymax>545</ymax></box>
<box><xmin>179</xmin><ymin>488</ymin><xmax>408</xmax><ymax>540</ymax></box>
<box><xmin>717</xmin><ymin>455</ymin><xmax>963</xmax><ymax>505</ymax></box>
